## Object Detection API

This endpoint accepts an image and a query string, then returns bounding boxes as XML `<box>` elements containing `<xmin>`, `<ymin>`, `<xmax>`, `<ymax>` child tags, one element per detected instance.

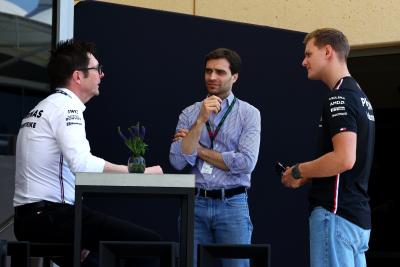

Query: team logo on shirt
<box><xmin>329</xmin><ymin>95</ymin><xmax>345</xmax><ymax>101</ymax></box>
<box><xmin>65</xmin><ymin>110</ymin><xmax>83</xmax><ymax>126</ymax></box>
<box><xmin>366</xmin><ymin>113</ymin><xmax>375</xmax><ymax>121</ymax></box>
<box><xmin>20</xmin><ymin>109</ymin><xmax>44</xmax><ymax>129</ymax></box>
<box><xmin>330</xmin><ymin>106</ymin><xmax>346</xmax><ymax>113</ymax></box>
<box><xmin>329</xmin><ymin>96</ymin><xmax>347</xmax><ymax>118</ymax></box>
<box><xmin>20</xmin><ymin>121</ymin><xmax>37</xmax><ymax>129</ymax></box>
<box><xmin>360</xmin><ymin>98</ymin><xmax>373</xmax><ymax>110</ymax></box>
<box><xmin>329</xmin><ymin>96</ymin><xmax>347</xmax><ymax>117</ymax></box>
<box><xmin>65</xmin><ymin>115</ymin><xmax>82</xmax><ymax>122</ymax></box>
<box><xmin>24</xmin><ymin>109</ymin><xmax>43</xmax><ymax>119</ymax></box>
<box><xmin>360</xmin><ymin>98</ymin><xmax>375</xmax><ymax>121</ymax></box>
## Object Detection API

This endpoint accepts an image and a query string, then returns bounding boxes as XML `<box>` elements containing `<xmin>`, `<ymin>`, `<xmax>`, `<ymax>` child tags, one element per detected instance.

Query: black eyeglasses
<box><xmin>78</xmin><ymin>65</ymin><xmax>103</xmax><ymax>75</ymax></box>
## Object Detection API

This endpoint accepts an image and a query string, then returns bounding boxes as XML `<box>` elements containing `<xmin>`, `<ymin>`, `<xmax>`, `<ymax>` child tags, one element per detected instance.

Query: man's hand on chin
<box><xmin>144</xmin><ymin>165</ymin><xmax>163</xmax><ymax>174</ymax></box>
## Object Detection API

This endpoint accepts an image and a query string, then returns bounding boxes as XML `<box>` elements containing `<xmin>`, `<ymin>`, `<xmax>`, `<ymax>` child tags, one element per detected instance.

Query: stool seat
<box><xmin>100</xmin><ymin>241</ymin><xmax>179</xmax><ymax>267</ymax></box>
<box><xmin>197</xmin><ymin>243</ymin><xmax>271</xmax><ymax>267</ymax></box>
<box><xmin>1</xmin><ymin>240</ymin><xmax>73</xmax><ymax>267</ymax></box>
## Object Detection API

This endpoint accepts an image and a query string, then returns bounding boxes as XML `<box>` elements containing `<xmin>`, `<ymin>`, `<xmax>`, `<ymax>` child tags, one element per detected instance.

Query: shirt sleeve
<box><xmin>221</xmin><ymin>106</ymin><xmax>261</xmax><ymax>174</ymax></box>
<box><xmin>169</xmin><ymin>107</ymin><xmax>198</xmax><ymax>170</ymax></box>
<box><xmin>50</xmin><ymin>103</ymin><xmax>105</xmax><ymax>173</ymax></box>
<box><xmin>325</xmin><ymin>90</ymin><xmax>358</xmax><ymax>137</ymax></box>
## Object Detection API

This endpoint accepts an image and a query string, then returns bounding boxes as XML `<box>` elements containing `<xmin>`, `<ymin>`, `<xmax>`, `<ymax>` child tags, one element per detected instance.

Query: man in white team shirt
<box><xmin>13</xmin><ymin>40</ymin><xmax>162</xmax><ymax>266</ymax></box>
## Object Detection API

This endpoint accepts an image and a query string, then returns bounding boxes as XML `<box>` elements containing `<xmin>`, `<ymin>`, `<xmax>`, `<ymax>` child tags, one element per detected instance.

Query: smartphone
<box><xmin>275</xmin><ymin>161</ymin><xmax>286</xmax><ymax>175</ymax></box>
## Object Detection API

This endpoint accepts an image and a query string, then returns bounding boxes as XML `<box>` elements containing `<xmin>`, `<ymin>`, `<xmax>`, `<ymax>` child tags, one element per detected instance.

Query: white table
<box><xmin>73</xmin><ymin>173</ymin><xmax>195</xmax><ymax>267</ymax></box>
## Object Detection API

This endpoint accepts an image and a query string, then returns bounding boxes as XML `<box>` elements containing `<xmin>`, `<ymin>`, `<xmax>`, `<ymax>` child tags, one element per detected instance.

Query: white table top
<box><xmin>75</xmin><ymin>173</ymin><xmax>195</xmax><ymax>188</ymax></box>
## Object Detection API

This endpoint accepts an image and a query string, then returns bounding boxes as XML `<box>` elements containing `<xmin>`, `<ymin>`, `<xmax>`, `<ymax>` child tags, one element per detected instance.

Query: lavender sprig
<box><xmin>140</xmin><ymin>125</ymin><xmax>145</xmax><ymax>139</ymax></box>
<box><xmin>130</xmin><ymin>124</ymin><xmax>139</xmax><ymax>138</ymax></box>
<box><xmin>117</xmin><ymin>122</ymin><xmax>148</xmax><ymax>157</ymax></box>
<box><xmin>117</xmin><ymin>126</ymin><xmax>127</xmax><ymax>142</ymax></box>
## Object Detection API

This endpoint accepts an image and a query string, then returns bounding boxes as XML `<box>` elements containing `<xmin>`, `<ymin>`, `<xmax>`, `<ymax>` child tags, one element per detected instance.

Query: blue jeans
<box><xmin>309</xmin><ymin>207</ymin><xmax>371</xmax><ymax>267</ymax></box>
<box><xmin>193</xmin><ymin>192</ymin><xmax>253</xmax><ymax>267</ymax></box>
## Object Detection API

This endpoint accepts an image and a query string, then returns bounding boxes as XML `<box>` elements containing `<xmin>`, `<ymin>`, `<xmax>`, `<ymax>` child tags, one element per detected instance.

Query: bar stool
<box><xmin>0</xmin><ymin>240</ymin><xmax>73</xmax><ymax>267</ymax></box>
<box><xmin>197</xmin><ymin>243</ymin><xmax>271</xmax><ymax>267</ymax></box>
<box><xmin>99</xmin><ymin>241</ymin><xmax>179</xmax><ymax>267</ymax></box>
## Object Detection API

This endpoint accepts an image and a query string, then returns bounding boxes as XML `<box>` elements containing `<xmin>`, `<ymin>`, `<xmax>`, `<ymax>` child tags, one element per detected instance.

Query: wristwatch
<box><xmin>292</xmin><ymin>163</ymin><xmax>302</xmax><ymax>180</ymax></box>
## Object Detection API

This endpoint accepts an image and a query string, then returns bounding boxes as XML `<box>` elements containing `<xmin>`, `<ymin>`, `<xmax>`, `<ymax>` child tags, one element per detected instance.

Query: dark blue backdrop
<box><xmin>75</xmin><ymin>2</ymin><xmax>328</xmax><ymax>266</ymax></box>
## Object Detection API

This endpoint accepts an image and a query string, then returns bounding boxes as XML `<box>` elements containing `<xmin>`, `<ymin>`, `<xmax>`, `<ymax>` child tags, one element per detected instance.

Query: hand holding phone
<box><xmin>275</xmin><ymin>161</ymin><xmax>286</xmax><ymax>175</ymax></box>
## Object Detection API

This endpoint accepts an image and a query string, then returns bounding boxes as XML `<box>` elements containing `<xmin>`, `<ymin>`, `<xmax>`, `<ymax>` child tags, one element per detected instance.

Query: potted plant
<box><xmin>118</xmin><ymin>122</ymin><xmax>148</xmax><ymax>173</ymax></box>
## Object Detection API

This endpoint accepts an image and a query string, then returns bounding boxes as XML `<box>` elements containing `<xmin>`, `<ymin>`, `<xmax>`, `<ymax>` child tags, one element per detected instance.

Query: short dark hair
<box><xmin>47</xmin><ymin>39</ymin><xmax>96</xmax><ymax>89</ymax></box>
<box><xmin>303</xmin><ymin>28</ymin><xmax>350</xmax><ymax>61</ymax></box>
<box><xmin>204</xmin><ymin>48</ymin><xmax>241</xmax><ymax>75</ymax></box>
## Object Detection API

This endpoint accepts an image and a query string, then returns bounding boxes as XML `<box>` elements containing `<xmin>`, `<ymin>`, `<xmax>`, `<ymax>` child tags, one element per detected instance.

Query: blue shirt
<box><xmin>169</xmin><ymin>93</ymin><xmax>261</xmax><ymax>190</ymax></box>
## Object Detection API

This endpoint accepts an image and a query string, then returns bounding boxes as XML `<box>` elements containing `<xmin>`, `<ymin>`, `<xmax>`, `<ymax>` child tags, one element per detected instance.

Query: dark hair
<box><xmin>204</xmin><ymin>48</ymin><xmax>241</xmax><ymax>75</ymax></box>
<box><xmin>47</xmin><ymin>39</ymin><xmax>96</xmax><ymax>89</ymax></box>
<box><xmin>303</xmin><ymin>28</ymin><xmax>350</xmax><ymax>61</ymax></box>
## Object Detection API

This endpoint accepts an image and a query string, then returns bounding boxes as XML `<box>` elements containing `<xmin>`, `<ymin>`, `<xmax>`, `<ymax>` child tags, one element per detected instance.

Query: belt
<box><xmin>14</xmin><ymin>201</ymin><xmax>69</xmax><ymax>217</ymax></box>
<box><xmin>196</xmin><ymin>186</ymin><xmax>247</xmax><ymax>199</ymax></box>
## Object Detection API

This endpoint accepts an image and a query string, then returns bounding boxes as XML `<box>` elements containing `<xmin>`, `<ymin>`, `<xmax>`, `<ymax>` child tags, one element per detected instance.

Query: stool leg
<box><xmin>252</xmin><ymin>257</ymin><xmax>268</xmax><ymax>267</ymax></box>
<box><xmin>43</xmin><ymin>257</ymin><xmax>51</xmax><ymax>267</ymax></box>
<box><xmin>0</xmin><ymin>240</ymin><xmax>7</xmax><ymax>267</ymax></box>
<box><xmin>99</xmin><ymin>245</ymin><xmax>117</xmax><ymax>267</ymax></box>
<box><xmin>10</xmin><ymin>242</ymin><xmax>30</xmax><ymax>267</ymax></box>
<box><xmin>160</xmin><ymin>254</ymin><xmax>171</xmax><ymax>267</ymax></box>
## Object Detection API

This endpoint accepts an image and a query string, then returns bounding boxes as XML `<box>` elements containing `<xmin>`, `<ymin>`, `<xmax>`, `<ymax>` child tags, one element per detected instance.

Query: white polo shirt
<box><xmin>14</xmin><ymin>88</ymin><xmax>105</xmax><ymax>206</ymax></box>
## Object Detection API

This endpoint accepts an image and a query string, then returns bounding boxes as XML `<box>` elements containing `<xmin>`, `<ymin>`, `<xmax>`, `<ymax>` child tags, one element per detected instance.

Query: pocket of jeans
<box><xmin>195</xmin><ymin>198</ymin><xmax>208</xmax><ymax>208</ymax></box>
<box><xmin>224</xmin><ymin>193</ymin><xmax>248</xmax><ymax>208</ymax></box>
<box><xmin>335</xmin><ymin>216</ymin><xmax>353</xmax><ymax>249</ymax></box>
